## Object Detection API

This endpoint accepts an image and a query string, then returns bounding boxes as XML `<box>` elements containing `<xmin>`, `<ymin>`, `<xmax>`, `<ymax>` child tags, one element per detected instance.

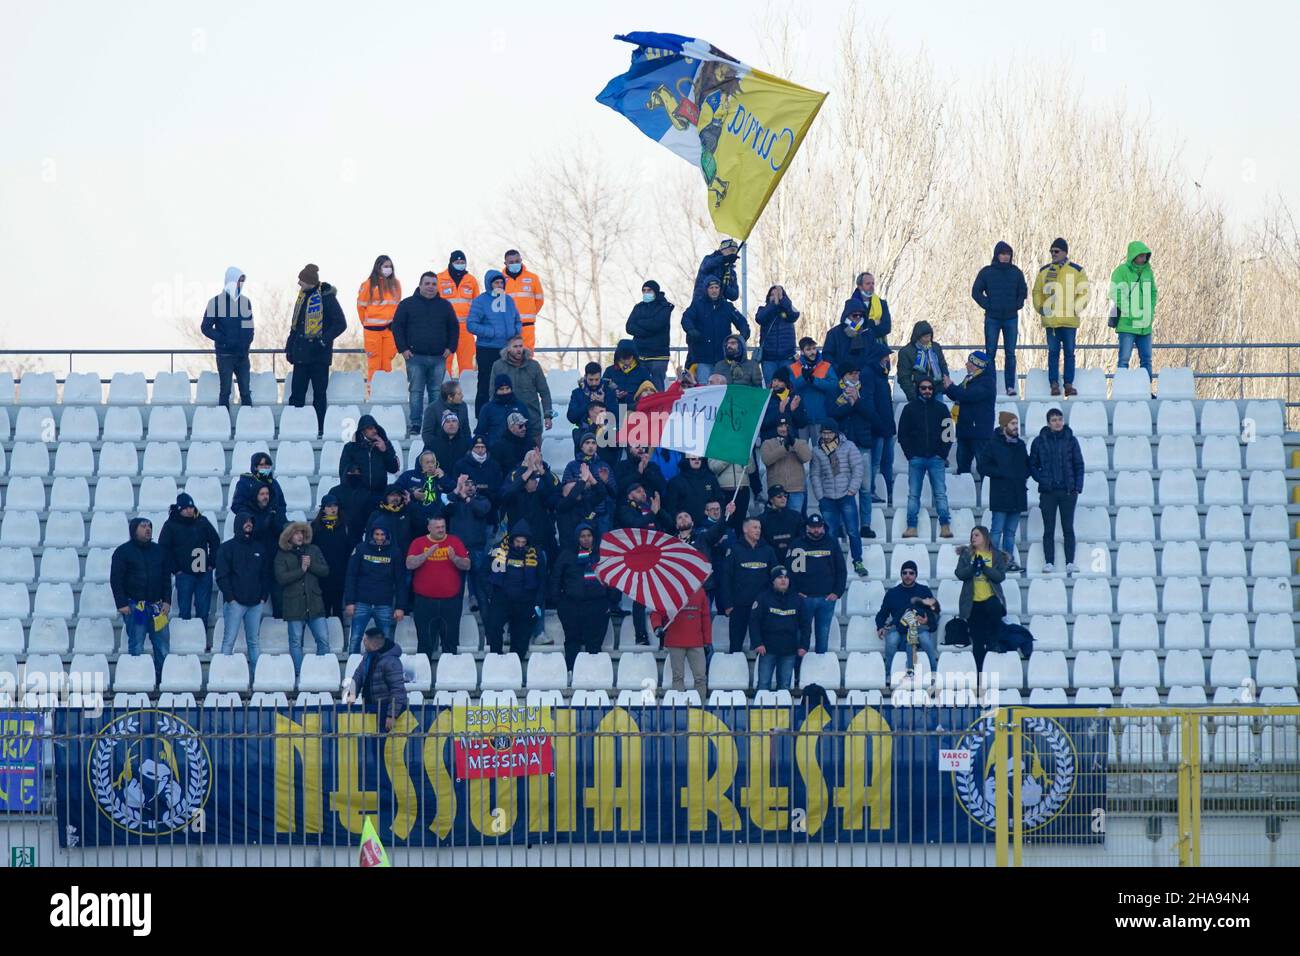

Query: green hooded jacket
<box><xmin>1109</xmin><ymin>241</ymin><xmax>1157</xmax><ymax>335</ymax></box>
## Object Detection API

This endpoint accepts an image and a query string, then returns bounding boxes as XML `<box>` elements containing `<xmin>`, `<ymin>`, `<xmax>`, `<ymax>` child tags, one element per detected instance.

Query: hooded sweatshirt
<box><xmin>549</xmin><ymin>523</ymin><xmax>616</xmax><ymax>603</ymax></box>
<box><xmin>310</xmin><ymin>507</ymin><xmax>353</xmax><ymax>602</ymax></box>
<box><xmin>681</xmin><ymin>295</ymin><xmax>750</xmax><ymax>366</ymax></box>
<box><xmin>230</xmin><ymin>454</ymin><xmax>288</xmax><ymax>517</ymax></box>
<box><xmin>338</xmin><ymin>414</ymin><xmax>401</xmax><ymax>494</ymax></box>
<box><xmin>716</xmin><ymin>336</ymin><xmax>763</xmax><ymax>387</ymax></box>
<box><xmin>201</xmin><ymin>266</ymin><xmax>254</xmax><ymax>356</ymax></box>
<box><xmin>625</xmin><ymin>285</ymin><xmax>674</xmax><ymax>362</ymax></box>
<box><xmin>343</xmin><ymin>516</ymin><xmax>408</xmax><ymax>609</ymax></box>
<box><xmin>693</xmin><ymin>249</ymin><xmax>741</xmax><ymax>303</ymax></box>
<box><xmin>971</xmin><ymin>241</ymin><xmax>1028</xmax><ymax>321</ymax></box>
<box><xmin>1109</xmin><ymin>241</ymin><xmax>1157</xmax><ymax>335</ymax></box>
<box><xmin>755</xmin><ymin>291</ymin><xmax>800</xmax><ymax>363</ymax></box>
<box><xmin>326</xmin><ymin>473</ymin><xmax>375</xmax><ymax>546</ymax></box>
<box><xmin>748</xmin><ymin>585</ymin><xmax>808</xmax><ymax>656</ymax></box>
<box><xmin>110</xmin><ymin>518</ymin><xmax>171</xmax><ymax>609</ymax></box>
<box><xmin>466</xmin><ymin>269</ymin><xmax>521</xmax><ymax>348</ymax></box>
<box><xmin>476</xmin><ymin>383</ymin><xmax>530</xmax><ymax>447</ymax></box>
<box><xmin>215</xmin><ymin>512</ymin><xmax>268</xmax><ymax>606</ymax></box>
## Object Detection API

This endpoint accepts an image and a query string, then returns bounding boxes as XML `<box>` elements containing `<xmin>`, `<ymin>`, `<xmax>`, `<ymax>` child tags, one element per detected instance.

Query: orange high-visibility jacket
<box><xmin>436</xmin><ymin>271</ymin><xmax>480</xmax><ymax>320</ymax></box>
<box><xmin>356</xmin><ymin>278</ymin><xmax>402</xmax><ymax>330</ymax></box>
<box><xmin>504</xmin><ymin>268</ymin><xmax>544</xmax><ymax>330</ymax></box>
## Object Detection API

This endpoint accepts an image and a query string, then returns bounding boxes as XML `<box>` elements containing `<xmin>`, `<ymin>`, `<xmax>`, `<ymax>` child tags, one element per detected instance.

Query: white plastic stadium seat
<box><xmin>14</xmin><ymin>406</ymin><xmax>54</xmax><ymax>441</ymax></box>
<box><xmin>798</xmin><ymin>653</ymin><xmax>842</xmax><ymax>690</ymax></box>
<box><xmin>1117</xmin><ymin>614</ymin><xmax>1159</xmax><ymax>650</ymax></box>
<box><xmin>6</xmin><ymin>477</ymin><xmax>46</xmax><ymax>511</ymax></box>
<box><xmin>151</xmin><ymin>371</ymin><xmax>191</xmax><ymax>405</ymax></box>
<box><xmin>278</xmin><ymin>406</ymin><xmax>320</xmax><ymax>441</ymax></box>
<box><xmin>1161</xmin><ymin>577</ymin><xmax>1203</xmax><ymax>613</ymax></box>
<box><xmin>1248</xmin><ymin>506</ymin><xmax>1290</xmax><ymax>542</ymax></box>
<box><xmin>44</xmin><ymin>512</ymin><xmax>86</xmax><ymax>548</ymax></box>
<box><xmin>0</xmin><ymin>549</ymin><xmax>34</xmax><ymax>584</ymax></box>
<box><xmin>113</xmin><ymin>656</ymin><xmax>157</xmax><ymax>694</ymax></box>
<box><xmin>526</xmin><ymin>654</ymin><xmax>568</xmax><ymax>691</ymax></box>
<box><xmin>1157</xmin><ymin>469</ymin><xmax>1198</xmax><ymax>506</ymax></box>
<box><xmin>18</xmin><ymin>372</ymin><xmax>57</xmax><ymax>405</ymax></box>
<box><xmin>1112</xmin><ymin>436</ymin><xmax>1154</xmax><ymax>470</ymax></box>
<box><xmin>1163</xmin><ymin>650</ymin><xmax>1205</xmax><ymax>688</ymax></box>
<box><xmin>1111</xmin><ymin>368</ymin><xmax>1151</xmax><ymax>400</ymax></box>
<box><xmin>235</xmin><ymin>406</ymin><xmax>276</xmax><ymax>441</ymax></box>
<box><xmin>1157</xmin><ymin>367</ymin><xmax>1194</xmax><ymax>399</ymax></box>
<box><xmin>1114</xmin><ymin>507</ymin><xmax>1154</xmax><ymax>543</ymax></box>
<box><xmin>10</xmin><ymin>443</ymin><xmax>51</xmax><ymax>478</ymax></box>
<box><xmin>1159</xmin><ymin>505</ymin><xmax>1201</xmax><ymax>541</ymax></box>
<box><xmin>1202</xmin><ymin>471</ymin><xmax>1243</xmax><ymax>506</ymax></box>
<box><xmin>1111</xmin><ymin>402</ymin><xmax>1152</xmax><ymax>436</ymax></box>
<box><xmin>1206</xmin><ymin>577</ymin><xmax>1249</xmax><ymax>614</ymax></box>
<box><xmin>571</xmin><ymin>653</ymin><xmax>614</xmax><ymax>690</ymax></box>
<box><xmin>253</xmin><ymin>655</ymin><xmax>297</xmax><ymax>692</ymax></box>
<box><xmin>1243</xmin><ymin>400</ymin><xmax>1284</xmax><ymax>436</ymax></box>
<box><xmin>0</xmin><ymin>513</ymin><xmax>41</xmax><ymax>549</ymax></box>
<box><xmin>1118</xmin><ymin>650</ymin><xmax>1160</xmax><ymax>688</ymax></box>
<box><xmin>708</xmin><ymin>653</ymin><xmax>751</xmax><ymax>691</ymax></box>
<box><xmin>1113</xmin><ymin>471</ymin><xmax>1154</xmax><ymax>507</ymax></box>
<box><xmin>1157</xmin><ymin>435</ymin><xmax>1197</xmax><ymax>471</ymax></box>
<box><xmin>1071</xmin><ymin>652</ymin><xmax>1114</xmax><ymax>690</ymax></box>
<box><xmin>434</xmin><ymin>654</ymin><xmax>478</xmax><ymax>692</ymax></box>
<box><xmin>1199</xmin><ymin>401</ymin><xmax>1240</xmax><ymax>437</ymax></box>
<box><xmin>250</xmin><ymin>371</ymin><xmax>280</xmax><ymax>405</ymax></box>
<box><xmin>1207</xmin><ymin>614</ymin><xmax>1249</xmax><ymax>650</ymax></box>
<box><xmin>370</xmin><ymin>371</ymin><xmax>408</xmax><ymax>404</ymax></box>
<box><xmin>1245</xmin><ymin>436</ymin><xmax>1285</xmax><ymax>471</ymax></box>
<box><xmin>207</xmin><ymin>654</ymin><xmax>252</xmax><ymax>693</ymax></box>
<box><xmin>160</xmin><ymin>656</ymin><xmax>204</xmax><ymax>694</ymax></box>
<box><xmin>107</xmin><ymin>372</ymin><xmax>147</xmax><ymax>404</ymax></box>
<box><xmin>1072</xmin><ymin>368</ymin><xmax>1107</xmax><ymax>399</ymax></box>
<box><xmin>190</xmin><ymin>406</ymin><xmax>232</xmax><ymax>441</ymax></box>
<box><xmin>142</xmin><ymin>442</ymin><xmax>183</xmax><ymax>478</ymax></box>
<box><xmin>1252</xmin><ymin>578</ymin><xmax>1294</xmax><ymax>614</ymax></box>
<box><xmin>1068</xmin><ymin>402</ymin><xmax>1107</xmax><ymax>437</ymax></box>
<box><xmin>328</xmin><ymin>371</ymin><xmax>366</xmax><ymax>405</ymax></box>
<box><xmin>58</xmin><ymin>406</ymin><xmax>99</xmax><ymax>440</ymax></box>
<box><xmin>1247</xmin><ymin>472</ymin><xmax>1287</xmax><ymax>506</ymax></box>
<box><xmin>1155</xmin><ymin>401</ymin><xmax>1196</xmax><ymax>436</ymax></box>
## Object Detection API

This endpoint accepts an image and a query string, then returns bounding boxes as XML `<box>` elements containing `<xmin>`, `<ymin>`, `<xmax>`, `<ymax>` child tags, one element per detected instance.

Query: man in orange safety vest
<box><xmin>503</xmin><ymin>249</ymin><xmax>545</xmax><ymax>354</ymax></box>
<box><xmin>437</xmin><ymin>250</ymin><xmax>480</xmax><ymax>376</ymax></box>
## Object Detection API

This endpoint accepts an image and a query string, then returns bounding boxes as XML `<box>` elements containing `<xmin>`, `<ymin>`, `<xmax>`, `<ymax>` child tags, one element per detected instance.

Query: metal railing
<box><xmin>3</xmin><ymin>702</ymin><xmax>1297</xmax><ymax>867</ymax></box>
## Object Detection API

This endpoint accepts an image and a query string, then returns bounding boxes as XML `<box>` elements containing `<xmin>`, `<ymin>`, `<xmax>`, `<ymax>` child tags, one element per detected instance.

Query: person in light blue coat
<box><xmin>466</xmin><ymin>269</ymin><xmax>521</xmax><ymax>416</ymax></box>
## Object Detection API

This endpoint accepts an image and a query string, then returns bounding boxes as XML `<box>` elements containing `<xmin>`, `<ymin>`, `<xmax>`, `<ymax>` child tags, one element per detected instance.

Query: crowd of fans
<box><xmin>108</xmin><ymin>236</ymin><xmax>1158</xmax><ymax>695</ymax></box>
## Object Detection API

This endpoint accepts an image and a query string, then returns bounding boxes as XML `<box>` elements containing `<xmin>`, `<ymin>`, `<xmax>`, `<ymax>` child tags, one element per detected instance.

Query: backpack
<box><xmin>943</xmin><ymin>618</ymin><xmax>970</xmax><ymax>647</ymax></box>
<box><xmin>998</xmin><ymin>621</ymin><xmax>1035</xmax><ymax>658</ymax></box>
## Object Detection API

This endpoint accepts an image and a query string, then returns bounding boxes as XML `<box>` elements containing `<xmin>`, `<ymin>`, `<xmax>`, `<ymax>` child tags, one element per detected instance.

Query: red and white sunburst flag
<box><xmin>595</xmin><ymin>528</ymin><xmax>712</xmax><ymax>618</ymax></box>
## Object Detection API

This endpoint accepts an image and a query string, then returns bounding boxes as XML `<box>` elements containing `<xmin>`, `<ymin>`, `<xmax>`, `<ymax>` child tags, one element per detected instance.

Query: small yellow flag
<box><xmin>359</xmin><ymin>816</ymin><xmax>391</xmax><ymax>868</ymax></box>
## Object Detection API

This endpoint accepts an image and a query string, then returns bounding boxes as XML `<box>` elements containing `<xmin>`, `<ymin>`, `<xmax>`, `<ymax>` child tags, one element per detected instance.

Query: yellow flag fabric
<box><xmin>359</xmin><ymin>816</ymin><xmax>391</xmax><ymax>867</ymax></box>
<box><xmin>597</xmin><ymin>33</ymin><xmax>827</xmax><ymax>241</ymax></box>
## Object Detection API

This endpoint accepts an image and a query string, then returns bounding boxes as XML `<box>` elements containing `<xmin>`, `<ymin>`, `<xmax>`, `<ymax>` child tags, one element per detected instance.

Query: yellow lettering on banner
<box><xmin>582</xmin><ymin>708</ymin><xmax>642</xmax><ymax>832</ymax></box>
<box><xmin>740</xmin><ymin>708</ymin><xmax>790</xmax><ymax>830</ymax></box>
<box><xmin>795</xmin><ymin>706</ymin><xmax>831</xmax><ymax>835</ymax></box>
<box><xmin>469</xmin><ymin>775</ymin><xmax>518</xmax><ymax>835</ymax></box>
<box><xmin>421</xmin><ymin>709</ymin><xmax>456</xmax><ymax>838</ymax></box>
<box><xmin>680</xmin><ymin>710</ymin><xmax>741</xmax><ymax>831</ymax></box>
<box><xmin>534</xmin><ymin>708</ymin><xmax>574</xmax><ymax>832</ymax></box>
<box><xmin>834</xmin><ymin>706</ymin><xmax>893</xmax><ymax>830</ymax></box>
<box><xmin>329</xmin><ymin>713</ymin><xmax>378</xmax><ymax>834</ymax></box>
<box><xmin>275</xmin><ymin>712</ymin><xmax>322</xmax><ymax>834</ymax></box>
<box><xmin>383</xmin><ymin>711</ymin><xmax>420</xmax><ymax>839</ymax></box>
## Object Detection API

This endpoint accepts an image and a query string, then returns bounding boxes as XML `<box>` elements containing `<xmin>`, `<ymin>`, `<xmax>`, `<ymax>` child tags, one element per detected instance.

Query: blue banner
<box><xmin>54</xmin><ymin>706</ymin><xmax>1107</xmax><ymax>847</ymax></box>
<box><xmin>1</xmin><ymin>711</ymin><xmax>43</xmax><ymax>813</ymax></box>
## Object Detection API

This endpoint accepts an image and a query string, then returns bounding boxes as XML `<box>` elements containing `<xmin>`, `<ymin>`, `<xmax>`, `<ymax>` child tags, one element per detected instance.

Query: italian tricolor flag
<box><xmin>618</xmin><ymin>382</ymin><xmax>770</xmax><ymax>465</ymax></box>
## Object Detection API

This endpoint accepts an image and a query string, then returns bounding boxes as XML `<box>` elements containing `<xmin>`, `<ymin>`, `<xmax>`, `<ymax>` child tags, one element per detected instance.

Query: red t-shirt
<box><xmin>408</xmin><ymin>534</ymin><xmax>468</xmax><ymax>599</ymax></box>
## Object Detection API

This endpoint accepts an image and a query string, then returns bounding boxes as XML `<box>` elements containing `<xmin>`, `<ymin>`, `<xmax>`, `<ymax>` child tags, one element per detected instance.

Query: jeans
<box><xmin>122</xmin><ymin>611</ymin><xmax>171</xmax><ymax>680</ymax></box>
<box><xmin>818</xmin><ymin>496</ymin><xmax>863</xmax><ymax>563</ymax></box>
<box><xmin>643</xmin><ymin>359</ymin><xmax>669</xmax><ymax>392</ymax></box>
<box><xmin>693</xmin><ymin>362</ymin><xmax>714</xmax><ymax>382</ymax></box>
<box><xmin>1044</xmin><ymin>327</ymin><xmax>1077</xmax><ymax>386</ymax></box>
<box><xmin>756</xmin><ymin>653</ymin><xmax>797</xmax><ymax>692</ymax></box>
<box><xmin>906</xmin><ymin>457</ymin><xmax>952</xmax><ymax>529</ymax></box>
<box><xmin>984</xmin><ymin>316</ymin><xmax>1018</xmax><ymax>392</ymax></box>
<box><xmin>855</xmin><ymin>445</ymin><xmax>876</xmax><ymax>533</ymax></box>
<box><xmin>406</xmin><ymin>354</ymin><xmax>446</xmax><ymax>431</ymax></box>
<box><xmin>173</xmin><ymin>572</ymin><xmax>213</xmax><ymax>621</ymax></box>
<box><xmin>215</xmin><ymin>352</ymin><xmax>251</xmax><ymax>408</ymax></box>
<box><xmin>1117</xmin><ymin>332</ymin><xmax>1153</xmax><ymax>377</ymax></box>
<box><xmin>413</xmin><ymin>594</ymin><xmax>463</xmax><ymax>657</ymax></box>
<box><xmin>760</xmin><ymin>359</ymin><xmax>789</xmax><ymax>386</ymax></box>
<box><xmin>473</xmin><ymin>345</ymin><xmax>502</xmax><ymax>416</ymax></box>
<box><xmin>287</xmin><ymin>618</ymin><xmax>330</xmax><ymax>676</ymax></box>
<box><xmin>870</xmin><ymin>435</ymin><xmax>896</xmax><ymax>504</ymax></box>
<box><xmin>785</xmin><ymin>491</ymin><xmax>806</xmax><ymax>515</ymax></box>
<box><xmin>348</xmin><ymin>603</ymin><xmax>396</xmax><ymax>654</ymax></box>
<box><xmin>802</xmin><ymin>595</ymin><xmax>838</xmax><ymax>654</ymax></box>
<box><xmin>220</xmin><ymin>601</ymin><xmax>263</xmax><ymax>667</ymax></box>
<box><xmin>884</xmin><ymin>626</ymin><xmax>938</xmax><ymax>671</ymax></box>
<box><xmin>956</xmin><ymin>437</ymin><xmax>988</xmax><ymax>476</ymax></box>
<box><xmin>288</xmin><ymin>360</ymin><xmax>330</xmax><ymax>433</ymax></box>
<box><xmin>465</xmin><ymin>548</ymin><xmax>491</xmax><ymax>614</ymax></box>
<box><xmin>988</xmin><ymin>511</ymin><xmax>1021</xmax><ymax>559</ymax></box>
<box><xmin>1039</xmin><ymin>489</ymin><xmax>1078</xmax><ymax>566</ymax></box>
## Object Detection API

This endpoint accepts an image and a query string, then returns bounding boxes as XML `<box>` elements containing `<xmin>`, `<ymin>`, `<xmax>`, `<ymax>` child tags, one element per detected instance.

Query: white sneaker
<box><xmin>534</xmin><ymin>633</ymin><xmax>554</xmax><ymax>646</ymax></box>
<box><xmin>1042</xmin><ymin>563</ymin><xmax>1055</xmax><ymax>573</ymax></box>
<box><xmin>1066</xmin><ymin>563</ymin><xmax>1079</xmax><ymax>575</ymax></box>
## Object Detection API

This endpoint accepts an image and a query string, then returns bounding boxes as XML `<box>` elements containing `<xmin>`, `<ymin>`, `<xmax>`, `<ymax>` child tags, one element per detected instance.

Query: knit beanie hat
<box><xmin>901</xmin><ymin>560</ymin><xmax>918</xmax><ymax>575</ymax></box>
<box><xmin>298</xmin><ymin>263</ymin><xmax>320</xmax><ymax>286</ymax></box>
<box><xmin>998</xmin><ymin>411</ymin><xmax>1018</xmax><ymax>429</ymax></box>
<box><xmin>1050</xmin><ymin>237</ymin><xmax>1068</xmax><ymax>254</ymax></box>
<box><xmin>968</xmin><ymin>350</ymin><xmax>990</xmax><ymax>370</ymax></box>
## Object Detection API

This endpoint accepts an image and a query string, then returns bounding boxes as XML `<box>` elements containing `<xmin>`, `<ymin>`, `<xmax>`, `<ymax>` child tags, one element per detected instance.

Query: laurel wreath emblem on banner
<box><xmin>954</xmin><ymin>716</ymin><xmax>1076</xmax><ymax>832</ymax></box>
<box><xmin>88</xmin><ymin>711</ymin><xmax>211</xmax><ymax>836</ymax></box>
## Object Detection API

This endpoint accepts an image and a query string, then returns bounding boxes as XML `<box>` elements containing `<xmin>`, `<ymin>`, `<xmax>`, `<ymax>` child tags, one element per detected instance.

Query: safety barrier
<box><xmin>2</xmin><ymin>702</ymin><xmax>1296</xmax><ymax>867</ymax></box>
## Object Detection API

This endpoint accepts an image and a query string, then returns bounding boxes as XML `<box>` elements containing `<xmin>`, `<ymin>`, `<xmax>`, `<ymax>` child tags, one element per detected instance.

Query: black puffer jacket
<box><xmin>1029</xmin><ymin>424</ymin><xmax>1085</xmax><ymax>494</ymax></box>
<box><xmin>337</xmin><ymin>415</ymin><xmax>400</xmax><ymax>494</ymax></box>
<box><xmin>347</xmin><ymin>639</ymin><xmax>408</xmax><ymax>724</ymax></box>
<box><xmin>109</xmin><ymin>518</ymin><xmax>171</xmax><ymax>608</ymax></box>
<box><xmin>215</xmin><ymin>514</ymin><xmax>269</xmax><ymax>606</ymax></box>
<box><xmin>391</xmin><ymin>289</ymin><xmax>458</xmax><ymax>356</ymax></box>
<box><xmin>971</xmin><ymin>241</ymin><xmax>1028</xmax><ymax>321</ymax></box>
<box><xmin>625</xmin><ymin>289</ymin><xmax>674</xmax><ymax>362</ymax></box>
<box><xmin>549</xmin><ymin>523</ymin><xmax>616</xmax><ymax>603</ymax></box>
<box><xmin>158</xmin><ymin>509</ymin><xmax>221</xmax><ymax>576</ymax></box>
<box><xmin>978</xmin><ymin>429</ymin><xmax>1032</xmax><ymax>513</ymax></box>
<box><xmin>666</xmin><ymin>463</ymin><xmax>725</xmax><ymax>526</ymax></box>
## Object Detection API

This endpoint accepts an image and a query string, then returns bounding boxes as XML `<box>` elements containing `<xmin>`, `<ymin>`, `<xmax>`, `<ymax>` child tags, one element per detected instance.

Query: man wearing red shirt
<box><xmin>651</xmin><ymin>586</ymin><xmax>711</xmax><ymax>699</ymax></box>
<box><xmin>406</xmin><ymin>515</ymin><xmax>471</xmax><ymax>657</ymax></box>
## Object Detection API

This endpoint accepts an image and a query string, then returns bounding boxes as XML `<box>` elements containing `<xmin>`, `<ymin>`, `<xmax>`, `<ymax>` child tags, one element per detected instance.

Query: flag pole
<box><xmin>740</xmin><ymin>243</ymin><xmax>749</xmax><ymax>319</ymax></box>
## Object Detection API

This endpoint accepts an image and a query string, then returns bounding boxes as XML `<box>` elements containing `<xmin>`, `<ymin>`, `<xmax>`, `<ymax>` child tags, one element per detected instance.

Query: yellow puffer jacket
<box><xmin>1031</xmin><ymin>260</ymin><xmax>1089</xmax><ymax>329</ymax></box>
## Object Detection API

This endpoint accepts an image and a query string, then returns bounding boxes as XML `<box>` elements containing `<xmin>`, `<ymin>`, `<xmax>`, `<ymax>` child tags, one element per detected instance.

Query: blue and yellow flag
<box><xmin>596</xmin><ymin>32</ymin><xmax>826</xmax><ymax>241</ymax></box>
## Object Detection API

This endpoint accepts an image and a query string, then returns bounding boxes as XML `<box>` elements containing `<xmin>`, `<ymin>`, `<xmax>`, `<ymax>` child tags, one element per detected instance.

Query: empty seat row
<box><xmin>0</xmin><ymin>371</ymin><xmax>412</xmax><ymax>408</ymax></box>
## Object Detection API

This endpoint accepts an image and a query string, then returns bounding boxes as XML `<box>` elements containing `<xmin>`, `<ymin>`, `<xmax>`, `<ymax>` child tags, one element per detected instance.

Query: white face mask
<box><xmin>452</xmin><ymin>261</ymin><xmax>466</xmax><ymax>271</ymax></box>
<box><xmin>507</xmin><ymin>263</ymin><xmax>522</xmax><ymax>275</ymax></box>
<box><xmin>642</xmin><ymin>292</ymin><xmax>655</xmax><ymax>303</ymax></box>
<box><xmin>471</xmin><ymin>449</ymin><xmax>488</xmax><ymax>463</ymax></box>
<box><xmin>381</xmin><ymin>266</ymin><xmax>393</xmax><ymax>277</ymax></box>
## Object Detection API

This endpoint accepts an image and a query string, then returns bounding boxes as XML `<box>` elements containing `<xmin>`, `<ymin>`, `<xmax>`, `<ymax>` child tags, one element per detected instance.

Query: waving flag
<box><xmin>596</xmin><ymin>31</ymin><xmax>826</xmax><ymax>241</ymax></box>
<box><xmin>619</xmin><ymin>381</ymin><xmax>770</xmax><ymax>465</ymax></box>
<box><xmin>596</xmin><ymin>528</ymin><xmax>712</xmax><ymax>618</ymax></box>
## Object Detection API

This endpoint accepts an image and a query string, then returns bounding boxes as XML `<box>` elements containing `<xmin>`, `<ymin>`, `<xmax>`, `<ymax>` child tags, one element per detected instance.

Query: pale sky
<box><xmin>1</xmin><ymin>0</ymin><xmax>1295</xmax><ymax>363</ymax></box>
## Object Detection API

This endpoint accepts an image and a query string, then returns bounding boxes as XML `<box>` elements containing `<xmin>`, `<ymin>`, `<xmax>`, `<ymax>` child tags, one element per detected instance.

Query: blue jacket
<box><xmin>823</xmin><ymin>307</ymin><xmax>881</xmax><ymax>376</ymax></box>
<box><xmin>466</xmin><ymin>270</ymin><xmax>521</xmax><ymax>348</ymax></box>
<box><xmin>346</xmin><ymin>639</ymin><xmax>408</xmax><ymax>723</ymax></box>
<box><xmin>971</xmin><ymin>242</ymin><xmax>1028</xmax><ymax>321</ymax></box>
<box><xmin>692</xmin><ymin>250</ymin><xmax>740</xmax><ymax>303</ymax></box>
<box><xmin>788</xmin><ymin>352</ymin><xmax>839</xmax><ymax>423</ymax></box>
<box><xmin>567</xmin><ymin>378</ymin><xmax>615</xmax><ymax>427</ymax></box>
<box><xmin>943</xmin><ymin>368</ymin><xmax>996</xmax><ymax>440</ymax></box>
<box><xmin>1029</xmin><ymin>424</ymin><xmax>1085</xmax><ymax>495</ymax></box>
<box><xmin>201</xmin><ymin>289</ymin><xmax>254</xmax><ymax>356</ymax></box>
<box><xmin>343</xmin><ymin>516</ymin><xmax>409</xmax><ymax>609</ymax></box>
<box><xmin>682</xmin><ymin>297</ymin><xmax>750</xmax><ymax>366</ymax></box>
<box><xmin>865</xmin><ymin>356</ymin><xmax>896</xmax><ymax>438</ymax></box>
<box><xmin>755</xmin><ymin>295</ymin><xmax>799</xmax><ymax>363</ymax></box>
<box><xmin>874</xmin><ymin>582</ymin><xmax>939</xmax><ymax>632</ymax></box>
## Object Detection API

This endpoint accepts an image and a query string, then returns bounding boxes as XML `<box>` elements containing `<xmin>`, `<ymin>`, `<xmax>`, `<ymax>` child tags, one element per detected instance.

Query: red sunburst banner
<box><xmin>594</xmin><ymin>527</ymin><xmax>712</xmax><ymax>618</ymax></box>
